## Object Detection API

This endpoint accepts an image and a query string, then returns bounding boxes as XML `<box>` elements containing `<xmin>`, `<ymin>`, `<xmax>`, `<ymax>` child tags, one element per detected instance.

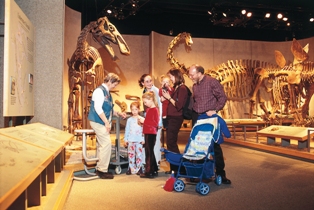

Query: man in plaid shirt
<box><xmin>188</xmin><ymin>64</ymin><xmax>231</xmax><ymax>184</ymax></box>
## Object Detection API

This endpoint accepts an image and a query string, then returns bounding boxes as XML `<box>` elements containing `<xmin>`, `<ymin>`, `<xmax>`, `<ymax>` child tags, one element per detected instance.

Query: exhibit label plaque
<box><xmin>3</xmin><ymin>0</ymin><xmax>35</xmax><ymax>116</ymax></box>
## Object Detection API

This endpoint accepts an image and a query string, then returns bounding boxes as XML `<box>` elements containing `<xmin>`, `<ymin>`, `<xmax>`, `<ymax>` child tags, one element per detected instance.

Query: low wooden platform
<box><xmin>0</xmin><ymin>123</ymin><xmax>74</xmax><ymax>210</ymax></box>
<box><xmin>257</xmin><ymin>125</ymin><xmax>314</xmax><ymax>152</ymax></box>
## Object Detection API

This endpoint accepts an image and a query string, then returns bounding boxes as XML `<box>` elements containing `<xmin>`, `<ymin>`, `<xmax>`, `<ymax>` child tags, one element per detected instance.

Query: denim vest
<box><xmin>88</xmin><ymin>85</ymin><xmax>113</xmax><ymax>125</ymax></box>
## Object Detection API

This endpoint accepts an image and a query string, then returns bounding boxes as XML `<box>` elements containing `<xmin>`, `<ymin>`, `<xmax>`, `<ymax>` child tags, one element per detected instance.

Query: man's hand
<box><xmin>120</xmin><ymin>112</ymin><xmax>127</xmax><ymax>119</ymax></box>
<box><xmin>206</xmin><ymin>110</ymin><xmax>217</xmax><ymax>117</ymax></box>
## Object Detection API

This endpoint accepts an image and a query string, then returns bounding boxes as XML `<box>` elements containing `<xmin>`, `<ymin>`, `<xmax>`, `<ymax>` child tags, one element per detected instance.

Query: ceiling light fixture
<box><xmin>283</xmin><ymin>17</ymin><xmax>288</xmax><ymax>21</ymax></box>
<box><xmin>265</xmin><ymin>13</ymin><xmax>270</xmax><ymax>18</ymax></box>
<box><xmin>310</xmin><ymin>18</ymin><xmax>314</xmax><ymax>22</ymax></box>
<box><xmin>102</xmin><ymin>0</ymin><xmax>149</xmax><ymax>20</ymax></box>
<box><xmin>277</xmin><ymin>13</ymin><xmax>283</xmax><ymax>19</ymax></box>
<box><xmin>241</xmin><ymin>10</ymin><xmax>246</xmax><ymax>15</ymax></box>
<box><xmin>247</xmin><ymin>12</ymin><xmax>252</xmax><ymax>17</ymax></box>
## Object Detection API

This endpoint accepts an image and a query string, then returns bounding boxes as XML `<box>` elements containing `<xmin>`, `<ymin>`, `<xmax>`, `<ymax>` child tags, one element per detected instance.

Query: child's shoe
<box><xmin>126</xmin><ymin>169</ymin><xmax>131</xmax><ymax>175</ymax></box>
<box><xmin>136</xmin><ymin>168</ymin><xmax>143</xmax><ymax>175</ymax></box>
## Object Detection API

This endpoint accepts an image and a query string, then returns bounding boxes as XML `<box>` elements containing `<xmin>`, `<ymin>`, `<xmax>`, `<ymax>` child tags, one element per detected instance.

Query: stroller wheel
<box><xmin>199</xmin><ymin>183</ymin><xmax>210</xmax><ymax>195</ymax></box>
<box><xmin>215</xmin><ymin>175</ymin><xmax>222</xmax><ymax>186</ymax></box>
<box><xmin>115</xmin><ymin>166</ymin><xmax>122</xmax><ymax>174</ymax></box>
<box><xmin>174</xmin><ymin>179</ymin><xmax>185</xmax><ymax>192</ymax></box>
<box><xmin>195</xmin><ymin>182</ymin><xmax>201</xmax><ymax>193</ymax></box>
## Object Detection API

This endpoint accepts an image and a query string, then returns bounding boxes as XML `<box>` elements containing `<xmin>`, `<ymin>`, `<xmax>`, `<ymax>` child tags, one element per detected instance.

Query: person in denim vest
<box><xmin>88</xmin><ymin>73</ymin><xmax>126</xmax><ymax>179</ymax></box>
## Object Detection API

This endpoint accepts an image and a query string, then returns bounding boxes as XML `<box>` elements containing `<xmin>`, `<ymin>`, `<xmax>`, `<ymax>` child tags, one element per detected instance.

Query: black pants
<box><xmin>192</xmin><ymin>111</ymin><xmax>226</xmax><ymax>177</ymax></box>
<box><xmin>162</xmin><ymin>118</ymin><xmax>169</xmax><ymax>129</ymax></box>
<box><xmin>166</xmin><ymin>115</ymin><xmax>184</xmax><ymax>171</ymax></box>
<box><xmin>144</xmin><ymin>134</ymin><xmax>158</xmax><ymax>174</ymax></box>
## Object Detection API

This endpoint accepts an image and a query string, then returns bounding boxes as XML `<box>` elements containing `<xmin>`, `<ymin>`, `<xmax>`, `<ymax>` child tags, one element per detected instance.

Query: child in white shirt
<box><xmin>124</xmin><ymin>101</ymin><xmax>145</xmax><ymax>175</ymax></box>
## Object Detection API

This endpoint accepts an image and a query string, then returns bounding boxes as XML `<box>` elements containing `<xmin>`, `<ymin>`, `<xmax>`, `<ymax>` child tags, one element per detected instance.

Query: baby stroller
<box><xmin>161</xmin><ymin>117</ymin><xmax>222</xmax><ymax>195</ymax></box>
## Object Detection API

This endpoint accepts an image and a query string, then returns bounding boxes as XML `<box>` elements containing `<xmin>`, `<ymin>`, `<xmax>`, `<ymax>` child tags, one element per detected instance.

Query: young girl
<box><xmin>124</xmin><ymin>101</ymin><xmax>145</xmax><ymax>175</ymax></box>
<box><xmin>159</xmin><ymin>75</ymin><xmax>173</xmax><ymax>130</ymax></box>
<box><xmin>138</xmin><ymin>91</ymin><xmax>159</xmax><ymax>178</ymax></box>
<box><xmin>138</xmin><ymin>74</ymin><xmax>163</xmax><ymax>167</ymax></box>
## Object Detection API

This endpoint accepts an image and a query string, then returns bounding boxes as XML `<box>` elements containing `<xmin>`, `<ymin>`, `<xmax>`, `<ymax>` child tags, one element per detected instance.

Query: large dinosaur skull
<box><xmin>91</xmin><ymin>17</ymin><xmax>130</xmax><ymax>60</ymax></box>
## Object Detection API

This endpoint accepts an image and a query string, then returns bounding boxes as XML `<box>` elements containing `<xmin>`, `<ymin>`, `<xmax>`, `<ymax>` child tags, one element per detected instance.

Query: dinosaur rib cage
<box><xmin>206</xmin><ymin>59</ymin><xmax>277</xmax><ymax>101</ymax></box>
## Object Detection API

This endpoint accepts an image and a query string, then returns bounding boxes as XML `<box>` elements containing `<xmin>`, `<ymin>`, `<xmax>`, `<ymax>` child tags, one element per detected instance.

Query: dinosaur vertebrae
<box><xmin>299</xmin><ymin>61</ymin><xmax>314</xmax><ymax>83</ymax></box>
<box><xmin>166</xmin><ymin>32</ymin><xmax>192</xmax><ymax>74</ymax></box>
<box><xmin>74</xmin><ymin>21</ymin><xmax>97</xmax><ymax>62</ymax></box>
<box><xmin>205</xmin><ymin>59</ymin><xmax>278</xmax><ymax>101</ymax></box>
<box><xmin>272</xmin><ymin>61</ymin><xmax>314</xmax><ymax>84</ymax></box>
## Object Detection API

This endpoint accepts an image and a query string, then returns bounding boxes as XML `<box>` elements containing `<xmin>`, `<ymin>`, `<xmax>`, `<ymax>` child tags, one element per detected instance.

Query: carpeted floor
<box><xmin>63</xmin><ymin>131</ymin><xmax>314</xmax><ymax>210</ymax></box>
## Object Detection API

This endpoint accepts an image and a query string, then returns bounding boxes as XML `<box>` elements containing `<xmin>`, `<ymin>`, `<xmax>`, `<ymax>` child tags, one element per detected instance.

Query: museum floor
<box><xmin>62</xmin><ymin>130</ymin><xmax>314</xmax><ymax>210</ymax></box>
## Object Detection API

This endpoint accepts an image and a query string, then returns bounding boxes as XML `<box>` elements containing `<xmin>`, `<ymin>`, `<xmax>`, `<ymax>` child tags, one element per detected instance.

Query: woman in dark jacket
<box><xmin>161</xmin><ymin>69</ymin><xmax>189</xmax><ymax>174</ymax></box>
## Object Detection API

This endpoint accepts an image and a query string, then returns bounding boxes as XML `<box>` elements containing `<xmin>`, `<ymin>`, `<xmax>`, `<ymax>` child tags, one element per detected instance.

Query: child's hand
<box><xmin>140</xmin><ymin>141</ymin><xmax>145</xmax><ymax>145</ymax></box>
<box><xmin>124</xmin><ymin>142</ymin><xmax>128</xmax><ymax>148</ymax></box>
<box><xmin>138</xmin><ymin>116</ymin><xmax>144</xmax><ymax>124</ymax></box>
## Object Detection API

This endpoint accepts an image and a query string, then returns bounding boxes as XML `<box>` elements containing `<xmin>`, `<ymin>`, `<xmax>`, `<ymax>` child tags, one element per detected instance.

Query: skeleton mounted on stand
<box><xmin>250</xmin><ymin>39</ymin><xmax>314</xmax><ymax>126</ymax></box>
<box><xmin>67</xmin><ymin>17</ymin><xmax>130</xmax><ymax>133</ymax></box>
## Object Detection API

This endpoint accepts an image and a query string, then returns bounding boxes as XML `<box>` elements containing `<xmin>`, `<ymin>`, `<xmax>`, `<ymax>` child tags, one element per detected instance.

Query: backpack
<box><xmin>182</xmin><ymin>85</ymin><xmax>193</xmax><ymax>120</ymax></box>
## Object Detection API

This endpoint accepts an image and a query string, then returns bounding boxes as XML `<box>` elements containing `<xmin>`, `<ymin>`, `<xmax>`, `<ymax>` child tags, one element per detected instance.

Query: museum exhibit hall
<box><xmin>0</xmin><ymin>0</ymin><xmax>314</xmax><ymax>209</ymax></box>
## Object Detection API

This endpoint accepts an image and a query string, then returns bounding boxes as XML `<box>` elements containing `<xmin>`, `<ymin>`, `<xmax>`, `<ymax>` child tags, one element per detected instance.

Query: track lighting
<box><xmin>103</xmin><ymin>0</ymin><xmax>147</xmax><ymax>20</ymax></box>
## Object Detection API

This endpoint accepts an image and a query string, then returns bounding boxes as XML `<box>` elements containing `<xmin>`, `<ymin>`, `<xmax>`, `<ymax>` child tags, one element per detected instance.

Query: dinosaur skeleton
<box><xmin>67</xmin><ymin>17</ymin><xmax>130</xmax><ymax>133</ymax></box>
<box><xmin>250</xmin><ymin>39</ymin><xmax>314</xmax><ymax>126</ymax></box>
<box><xmin>166</xmin><ymin>32</ymin><xmax>274</xmax><ymax>118</ymax></box>
<box><xmin>166</xmin><ymin>32</ymin><xmax>193</xmax><ymax>73</ymax></box>
<box><xmin>166</xmin><ymin>34</ymin><xmax>314</xmax><ymax>126</ymax></box>
<box><xmin>206</xmin><ymin>60</ymin><xmax>278</xmax><ymax>119</ymax></box>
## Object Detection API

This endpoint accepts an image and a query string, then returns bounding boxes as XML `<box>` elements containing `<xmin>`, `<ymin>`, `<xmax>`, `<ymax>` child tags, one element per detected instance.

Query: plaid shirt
<box><xmin>192</xmin><ymin>75</ymin><xmax>227</xmax><ymax>113</ymax></box>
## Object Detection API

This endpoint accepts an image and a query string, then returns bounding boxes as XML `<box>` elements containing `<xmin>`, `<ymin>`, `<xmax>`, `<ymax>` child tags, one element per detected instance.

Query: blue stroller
<box><xmin>161</xmin><ymin>117</ymin><xmax>222</xmax><ymax>195</ymax></box>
